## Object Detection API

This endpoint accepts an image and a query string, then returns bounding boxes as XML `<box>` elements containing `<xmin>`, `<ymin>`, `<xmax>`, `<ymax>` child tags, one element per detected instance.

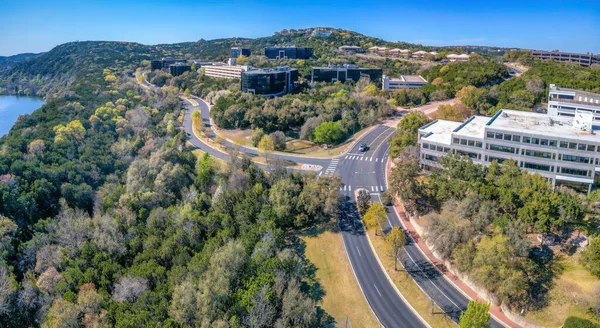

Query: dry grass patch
<box><xmin>524</xmin><ymin>252</ymin><xmax>600</xmax><ymax>327</ymax></box>
<box><xmin>302</xmin><ymin>231</ymin><xmax>380</xmax><ymax>328</ymax></box>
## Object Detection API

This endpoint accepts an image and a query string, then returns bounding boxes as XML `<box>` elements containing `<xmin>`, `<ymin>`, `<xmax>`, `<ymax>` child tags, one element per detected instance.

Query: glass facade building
<box><xmin>264</xmin><ymin>47</ymin><xmax>313</xmax><ymax>59</ymax></box>
<box><xmin>241</xmin><ymin>67</ymin><xmax>298</xmax><ymax>96</ymax></box>
<box><xmin>169</xmin><ymin>63</ymin><xmax>191</xmax><ymax>77</ymax></box>
<box><xmin>311</xmin><ymin>65</ymin><xmax>382</xmax><ymax>86</ymax></box>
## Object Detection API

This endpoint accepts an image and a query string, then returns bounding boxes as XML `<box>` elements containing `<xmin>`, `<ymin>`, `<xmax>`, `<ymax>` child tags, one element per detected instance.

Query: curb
<box><xmin>353</xmin><ymin>189</ymin><xmax>432</xmax><ymax>328</ymax></box>
<box><xmin>191</xmin><ymin>95</ymin><xmax>379</xmax><ymax>161</ymax></box>
<box><xmin>385</xmin><ymin>158</ymin><xmax>516</xmax><ymax>328</ymax></box>
<box><xmin>340</xmin><ymin>227</ymin><xmax>385</xmax><ymax>328</ymax></box>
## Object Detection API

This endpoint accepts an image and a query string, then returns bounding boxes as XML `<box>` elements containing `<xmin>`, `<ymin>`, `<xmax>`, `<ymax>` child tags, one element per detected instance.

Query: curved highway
<box><xmin>140</xmin><ymin>74</ymin><xmax>509</xmax><ymax>328</ymax></box>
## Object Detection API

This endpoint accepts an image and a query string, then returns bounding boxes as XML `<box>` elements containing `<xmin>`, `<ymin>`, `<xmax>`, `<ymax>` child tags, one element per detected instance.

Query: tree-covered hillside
<box><xmin>0</xmin><ymin>27</ymin><xmax>514</xmax><ymax>98</ymax></box>
<box><xmin>0</xmin><ymin>52</ymin><xmax>43</xmax><ymax>70</ymax></box>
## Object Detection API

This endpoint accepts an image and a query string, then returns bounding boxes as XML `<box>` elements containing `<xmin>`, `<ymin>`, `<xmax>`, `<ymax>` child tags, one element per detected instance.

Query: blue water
<box><xmin>0</xmin><ymin>95</ymin><xmax>44</xmax><ymax>137</ymax></box>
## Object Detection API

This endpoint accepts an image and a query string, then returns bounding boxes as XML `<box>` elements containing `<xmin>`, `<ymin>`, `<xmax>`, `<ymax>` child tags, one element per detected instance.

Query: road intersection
<box><xmin>139</xmin><ymin>74</ymin><xmax>508</xmax><ymax>327</ymax></box>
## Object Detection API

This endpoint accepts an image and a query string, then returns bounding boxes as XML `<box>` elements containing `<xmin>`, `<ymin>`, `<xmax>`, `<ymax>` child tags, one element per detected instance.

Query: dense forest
<box><xmin>0</xmin><ymin>44</ymin><xmax>343</xmax><ymax>327</ymax></box>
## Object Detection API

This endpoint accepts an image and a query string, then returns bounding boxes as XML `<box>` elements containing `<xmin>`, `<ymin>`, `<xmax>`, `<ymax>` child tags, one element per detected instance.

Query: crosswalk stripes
<box><xmin>324</xmin><ymin>158</ymin><xmax>339</xmax><ymax>176</ymax></box>
<box><xmin>339</xmin><ymin>185</ymin><xmax>352</xmax><ymax>191</ymax></box>
<box><xmin>342</xmin><ymin>155</ymin><xmax>382</xmax><ymax>162</ymax></box>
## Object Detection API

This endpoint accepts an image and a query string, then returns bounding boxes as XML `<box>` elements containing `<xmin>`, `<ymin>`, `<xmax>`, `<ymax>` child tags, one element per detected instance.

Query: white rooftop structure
<box><xmin>419</xmin><ymin>120</ymin><xmax>462</xmax><ymax>145</ymax></box>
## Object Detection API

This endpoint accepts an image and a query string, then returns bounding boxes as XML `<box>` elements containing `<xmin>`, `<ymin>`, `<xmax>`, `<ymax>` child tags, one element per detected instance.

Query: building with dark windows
<box><xmin>230</xmin><ymin>47</ymin><xmax>251</xmax><ymax>59</ymax></box>
<box><xmin>241</xmin><ymin>67</ymin><xmax>298</xmax><ymax>96</ymax></box>
<box><xmin>532</xmin><ymin>50</ymin><xmax>599</xmax><ymax>67</ymax></box>
<box><xmin>264</xmin><ymin>47</ymin><xmax>313</xmax><ymax>60</ymax></box>
<box><xmin>169</xmin><ymin>63</ymin><xmax>191</xmax><ymax>76</ymax></box>
<box><xmin>311</xmin><ymin>64</ymin><xmax>382</xmax><ymax>86</ymax></box>
<box><xmin>150</xmin><ymin>60</ymin><xmax>162</xmax><ymax>70</ymax></box>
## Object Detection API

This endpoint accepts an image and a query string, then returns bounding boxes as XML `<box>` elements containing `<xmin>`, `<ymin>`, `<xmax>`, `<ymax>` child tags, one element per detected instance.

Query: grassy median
<box><xmin>301</xmin><ymin>229</ymin><xmax>380</xmax><ymax>328</ymax></box>
<box><xmin>368</xmin><ymin>229</ymin><xmax>457</xmax><ymax>328</ymax></box>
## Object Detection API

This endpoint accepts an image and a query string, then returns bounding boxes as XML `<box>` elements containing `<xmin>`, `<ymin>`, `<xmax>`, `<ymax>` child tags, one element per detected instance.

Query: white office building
<box><xmin>201</xmin><ymin>64</ymin><xmax>250</xmax><ymax>79</ymax></box>
<box><xmin>419</xmin><ymin>109</ymin><xmax>600</xmax><ymax>193</ymax></box>
<box><xmin>382</xmin><ymin>75</ymin><xmax>427</xmax><ymax>90</ymax></box>
<box><xmin>547</xmin><ymin>84</ymin><xmax>600</xmax><ymax>121</ymax></box>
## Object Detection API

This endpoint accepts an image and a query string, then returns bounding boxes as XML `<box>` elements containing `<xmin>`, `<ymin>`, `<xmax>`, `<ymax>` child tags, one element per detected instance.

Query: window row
<box><xmin>422</xmin><ymin>143</ymin><xmax>450</xmax><ymax>153</ymax></box>
<box><xmin>485</xmin><ymin>131</ymin><xmax>599</xmax><ymax>152</ymax></box>
<box><xmin>452</xmin><ymin>138</ymin><xmax>483</xmax><ymax>148</ymax></box>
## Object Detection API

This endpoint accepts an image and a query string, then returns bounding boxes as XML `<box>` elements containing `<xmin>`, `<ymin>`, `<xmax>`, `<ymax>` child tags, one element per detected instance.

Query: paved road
<box><xmin>141</xmin><ymin>73</ymin><xmax>507</xmax><ymax>328</ymax></box>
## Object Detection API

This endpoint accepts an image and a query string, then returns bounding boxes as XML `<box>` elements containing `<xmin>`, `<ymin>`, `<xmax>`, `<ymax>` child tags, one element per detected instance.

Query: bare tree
<box><xmin>111</xmin><ymin>276</ymin><xmax>148</xmax><ymax>303</ymax></box>
<box><xmin>0</xmin><ymin>265</ymin><xmax>16</xmax><ymax>316</ymax></box>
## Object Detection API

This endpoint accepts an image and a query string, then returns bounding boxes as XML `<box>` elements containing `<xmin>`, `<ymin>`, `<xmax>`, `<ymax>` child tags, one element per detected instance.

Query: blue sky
<box><xmin>1</xmin><ymin>0</ymin><xmax>599</xmax><ymax>56</ymax></box>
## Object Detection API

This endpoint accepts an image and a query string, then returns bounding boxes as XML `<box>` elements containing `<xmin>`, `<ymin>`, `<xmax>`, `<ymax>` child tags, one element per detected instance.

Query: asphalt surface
<box><xmin>141</xmin><ymin>73</ymin><xmax>506</xmax><ymax>328</ymax></box>
<box><xmin>337</xmin><ymin>126</ymin><xmax>504</xmax><ymax>328</ymax></box>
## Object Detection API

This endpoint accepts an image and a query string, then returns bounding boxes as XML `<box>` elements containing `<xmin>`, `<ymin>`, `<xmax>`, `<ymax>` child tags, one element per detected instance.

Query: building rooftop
<box><xmin>340</xmin><ymin>45</ymin><xmax>362</xmax><ymax>49</ymax></box>
<box><xmin>243</xmin><ymin>66</ymin><xmax>296</xmax><ymax>75</ymax></box>
<box><xmin>420</xmin><ymin>120</ymin><xmax>462</xmax><ymax>145</ymax></box>
<box><xmin>488</xmin><ymin>109</ymin><xmax>600</xmax><ymax>142</ymax></box>
<box><xmin>549</xmin><ymin>84</ymin><xmax>600</xmax><ymax>105</ymax></box>
<box><xmin>453</xmin><ymin>116</ymin><xmax>490</xmax><ymax>139</ymax></box>
<box><xmin>385</xmin><ymin>75</ymin><xmax>427</xmax><ymax>83</ymax></box>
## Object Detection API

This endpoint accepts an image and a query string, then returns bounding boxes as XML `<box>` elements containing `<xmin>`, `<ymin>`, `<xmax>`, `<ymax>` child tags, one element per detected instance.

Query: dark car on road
<box><xmin>358</xmin><ymin>143</ymin><xmax>369</xmax><ymax>152</ymax></box>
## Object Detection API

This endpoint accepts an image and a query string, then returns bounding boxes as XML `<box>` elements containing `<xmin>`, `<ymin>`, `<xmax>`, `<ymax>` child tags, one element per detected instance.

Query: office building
<box><xmin>532</xmin><ymin>50</ymin><xmax>600</xmax><ymax>67</ymax></box>
<box><xmin>382</xmin><ymin>75</ymin><xmax>427</xmax><ymax>90</ymax></box>
<box><xmin>150</xmin><ymin>60</ymin><xmax>162</xmax><ymax>70</ymax></box>
<box><xmin>418</xmin><ymin>109</ymin><xmax>600</xmax><ymax>193</ymax></box>
<box><xmin>368</xmin><ymin>46</ymin><xmax>388</xmax><ymax>55</ymax></box>
<box><xmin>547</xmin><ymin>84</ymin><xmax>600</xmax><ymax>121</ymax></box>
<box><xmin>202</xmin><ymin>63</ymin><xmax>250</xmax><ymax>79</ymax></box>
<box><xmin>339</xmin><ymin>45</ymin><xmax>365</xmax><ymax>54</ymax></box>
<box><xmin>388</xmin><ymin>48</ymin><xmax>411</xmax><ymax>57</ymax></box>
<box><xmin>412</xmin><ymin>50</ymin><xmax>429</xmax><ymax>58</ymax></box>
<box><xmin>230</xmin><ymin>47</ymin><xmax>251</xmax><ymax>59</ymax></box>
<box><xmin>447</xmin><ymin>54</ymin><xmax>470</xmax><ymax>62</ymax></box>
<box><xmin>311</xmin><ymin>64</ymin><xmax>382</xmax><ymax>86</ymax></box>
<box><xmin>264</xmin><ymin>47</ymin><xmax>313</xmax><ymax>59</ymax></box>
<box><xmin>241</xmin><ymin>66</ymin><xmax>298</xmax><ymax>96</ymax></box>
<box><xmin>169</xmin><ymin>63</ymin><xmax>191</xmax><ymax>76</ymax></box>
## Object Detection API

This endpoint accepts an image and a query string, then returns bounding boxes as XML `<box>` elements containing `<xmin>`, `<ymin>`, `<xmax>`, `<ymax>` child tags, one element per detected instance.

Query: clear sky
<box><xmin>1</xmin><ymin>0</ymin><xmax>599</xmax><ymax>56</ymax></box>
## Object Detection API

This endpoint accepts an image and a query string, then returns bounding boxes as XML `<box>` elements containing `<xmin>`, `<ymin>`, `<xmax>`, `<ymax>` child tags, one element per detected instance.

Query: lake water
<box><xmin>0</xmin><ymin>95</ymin><xmax>44</xmax><ymax>137</ymax></box>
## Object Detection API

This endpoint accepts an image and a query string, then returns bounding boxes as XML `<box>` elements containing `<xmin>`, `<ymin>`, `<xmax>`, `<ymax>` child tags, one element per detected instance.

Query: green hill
<box><xmin>0</xmin><ymin>27</ymin><xmax>513</xmax><ymax>97</ymax></box>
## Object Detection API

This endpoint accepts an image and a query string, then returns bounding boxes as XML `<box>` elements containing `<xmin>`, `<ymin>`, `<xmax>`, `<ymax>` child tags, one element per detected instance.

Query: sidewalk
<box><xmin>386</xmin><ymin>159</ymin><xmax>519</xmax><ymax>328</ymax></box>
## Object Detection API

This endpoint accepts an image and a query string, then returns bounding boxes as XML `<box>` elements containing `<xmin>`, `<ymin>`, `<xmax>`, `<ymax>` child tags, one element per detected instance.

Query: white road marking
<box><xmin>380</xmin><ymin>186</ymin><xmax>384</xmax><ymax>192</ymax></box>
<box><xmin>370</xmin><ymin>157</ymin><xmax>373</xmax><ymax>161</ymax></box>
<box><xmin>343</xmin><ymin>185</ymin><xmax>347</xmax><ymax>191</ymax></box>
<box><xmin>375</xmin><ymin>158</ymin><xmax>379</xmax><ymax>162</ymax></box>
<box><xmin>374</xmin><ymin>284</ymin><xmax>382</xmax><ymax>297</ymax></box>
<box><xmin>371</xmin><ymin>186</ymin><xmax>375</xmax><ymax>192</ymax></box>
<box><xmin>360</xmin><ymin>157</ymin><xmax>364</xmax><ymax>160</ymax></box>
<box><xmin>345</xmin><ymin>156</ymin><xmax>349</xmax><ymax>159</ymax></box>
<box><xmin>318</xmin><ymin>172</ymin><xmax>322</xmax><ymax>176</ymax></box>
<box><xmin>356</xmin><ymin>246</ymin><xmax>362</xmax><ymax>256</ymax></box>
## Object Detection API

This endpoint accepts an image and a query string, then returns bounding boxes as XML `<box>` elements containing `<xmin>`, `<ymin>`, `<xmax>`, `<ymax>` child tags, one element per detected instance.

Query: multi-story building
<box><xmin>447</xmin><ymin>54</ymin><xmax>470</xmax><ymax>62</ymax></box>
<box><xmin>169</xmin><ymin>63</ymin><xmax>191</xmax><ymax>76</ymax></box>
<box><xmin>382</xmin><ymin>75</ymin><xmax>427</xmax><ymax>90</ymax></box>
<box><xmin>202</xmin><ymin>63</ymin><xmax>250</xmax><ymax>79</ymax></box>
<box><xmin>368</xmin><ymin>46</ymin><xmax>388</xmax><ymax>55</ymax></box>
<box><xmin>311</xmin><ymin>64</ymin><xmax>382</xmax><ymax>86</ymax></box>
<box><xmin>264</xmin><ymin>47</ymin><xmax>313</xmax><ymax>59</ymax></box>
<box><xmin>150</xmin><ymin>60</ymin><xmax>162</xmax><ymax>70</ymax></box>
<box><xmin>339</xmin><ymin>45</ymin><xmax>365</xmax><ymax>54</ymax></box>
<box><xmin>241</xmin><ymin>66</ymin><xmax>298</xmax><ymax>96</ymax></box>
<box><xmin>532</xmin><ymin>50</ymin><xmax>600</xmax><ymax>67</ymax></box>
<box><xmin>547</xmin><ymin>84</ymin><xmax>600</xmax><ymax>121</ymax></box>
<box><xmin>418</xmin><ymin>109</ymin><xmax>600</xmax><ymax>193</ymax></box>
<box><xmin>230</xmin><ymin>47</ymin><xmax>251</xmax><ymax>59</ymax></box>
